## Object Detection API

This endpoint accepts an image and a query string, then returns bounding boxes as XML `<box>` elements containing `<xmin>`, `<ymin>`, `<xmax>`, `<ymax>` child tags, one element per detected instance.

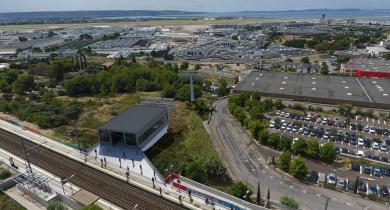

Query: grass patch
<box><xmin>51</xmin><ymin>92</ymin><xmax>159</xmax><ymax>148</ymax></box>
<box><xmin>146</xmin><ymin>102</ymin><xmax>231</xmax><ymax>190</ymax></box>
<box><xmin>0</xmin><ymin>190</ymin><xmax>25</xmax><ymax>210</ymax></box>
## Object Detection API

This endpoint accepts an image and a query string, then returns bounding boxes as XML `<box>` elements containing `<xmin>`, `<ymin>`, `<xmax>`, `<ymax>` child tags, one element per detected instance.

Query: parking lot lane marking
<box><xmin>372</xmin><ymin>119</ymin><xmax>375</xmax><ymax>123</ymax></box>
<box><xmin>367</xmin><ymin>118</ymin><xmax>369</xmax><ymax>122</ymax></box>
<box><xmin>289</xmin><ymin>185</ymin><xmax>294</xmax><ymax>189</ymax></box>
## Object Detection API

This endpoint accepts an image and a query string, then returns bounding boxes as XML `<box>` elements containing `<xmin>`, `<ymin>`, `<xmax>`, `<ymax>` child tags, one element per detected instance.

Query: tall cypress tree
<box><xmin>256</xmin><ymin>181</ymin><xmax>261</xmax><ymax>205</ymax></box>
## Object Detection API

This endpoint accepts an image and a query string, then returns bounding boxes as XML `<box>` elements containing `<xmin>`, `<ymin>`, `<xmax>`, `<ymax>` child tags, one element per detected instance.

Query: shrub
<box><xmin>280</xmin><ymin>196</ymin><xmax>299</xmax><ymax>209</ymax></box>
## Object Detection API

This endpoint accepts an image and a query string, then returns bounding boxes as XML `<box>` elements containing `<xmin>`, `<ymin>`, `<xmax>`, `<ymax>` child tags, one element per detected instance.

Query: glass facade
<box><xmin>138</xmin><ymin>118</ymin><xmax>165</xmax><ymax>145</ymax></box>
<box><xmin>125</xmin><ymin>133</ymin><xmax>137</xmax><ymax>146</ymax></box>
<box><xmin>99</xmin><ymin>130</ymin><xmax>110</xmax><ymax>142</ymax></box>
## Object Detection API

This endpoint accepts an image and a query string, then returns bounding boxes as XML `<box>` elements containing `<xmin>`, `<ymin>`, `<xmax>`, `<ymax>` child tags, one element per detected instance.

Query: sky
<box><xmin>1</xmin><ymin>0</ymin><xmax>390</xmax><ymax>13</ymax></box>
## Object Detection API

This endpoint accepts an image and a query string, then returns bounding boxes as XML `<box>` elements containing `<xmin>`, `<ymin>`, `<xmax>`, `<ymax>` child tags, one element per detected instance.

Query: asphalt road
<box><xmin>208</xmin><ymin>98</ymin><xmax>389</xmax><ymax>210</ymax></box>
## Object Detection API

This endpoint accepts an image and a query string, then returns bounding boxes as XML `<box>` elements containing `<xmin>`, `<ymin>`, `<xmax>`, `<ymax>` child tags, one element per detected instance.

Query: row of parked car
<box><xmin>270</xmin><ymin>119</ymin><xmax>389</xmax><ymax>153</ymax></box>
<box><xmin>275</xmin><ymin>111</ymin><xmax>389</xmax><ymax>136</ymax></box>
<box><xmin>336</xmin><ymin>146</ymin><xmax>390</xmax><ymax>163</ymax></box>
<box><xmin>307</xmin><ymin>170</ymin><xmax>390</xmax><ymax>197</ymax></box>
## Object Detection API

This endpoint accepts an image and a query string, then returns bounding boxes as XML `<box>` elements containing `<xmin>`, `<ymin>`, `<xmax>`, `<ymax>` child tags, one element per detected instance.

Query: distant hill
<box><xmin>239</xmin><ymin>8</ymin><xmax>361</xmax><ymax>13</ymax></box>
<box><xmin>0</xmin><ymin>10</ymin><xmax>206</xmax><ymax>24</ymax></box>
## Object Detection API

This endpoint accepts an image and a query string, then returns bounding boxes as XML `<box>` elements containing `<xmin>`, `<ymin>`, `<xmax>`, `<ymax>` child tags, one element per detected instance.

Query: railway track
<box><xmin>0</xmin><ymin>129</ymin><xmax>186</xmax><ymax>210</ymax></box>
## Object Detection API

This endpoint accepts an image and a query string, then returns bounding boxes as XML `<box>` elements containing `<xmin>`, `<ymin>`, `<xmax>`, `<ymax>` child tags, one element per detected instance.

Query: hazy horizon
<box><xmin>1</xmin><ymin>0</ymin><xmax>390</xmax><ymax>13</ymax></box>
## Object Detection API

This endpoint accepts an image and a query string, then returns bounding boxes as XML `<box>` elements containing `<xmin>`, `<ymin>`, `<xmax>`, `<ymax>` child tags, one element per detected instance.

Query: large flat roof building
<box><xmin>98</xmin><ymin>105</ymin><xmax>168</xmax><ymax>151</ymax></box>
<box><xmin>235</xmin><ymin>71</ymin><xmax>390</xmax><ymax>109</ymax></box>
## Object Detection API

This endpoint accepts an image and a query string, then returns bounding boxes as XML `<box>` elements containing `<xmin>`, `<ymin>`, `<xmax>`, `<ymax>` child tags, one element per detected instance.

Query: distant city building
<box><xmin>198</xmin><ymin>69</ymin><xmax>239</xmax><ymax>85</ymax></box>
<box><xmin>341</xmin><ymin>58</ymin><xmax>390</xmax><ymax>78</ymax></box>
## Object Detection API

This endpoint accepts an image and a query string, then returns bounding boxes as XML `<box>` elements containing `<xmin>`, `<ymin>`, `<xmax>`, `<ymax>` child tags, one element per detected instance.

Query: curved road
<box><xmin>208</xmin><ymin>98</ymin><xmax>387</xmax><ymax>210</ymax></box>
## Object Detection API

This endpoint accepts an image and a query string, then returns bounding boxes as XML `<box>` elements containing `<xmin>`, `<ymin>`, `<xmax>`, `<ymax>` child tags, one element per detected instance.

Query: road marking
<box><xmin>289</xmin><ymin>185</ymin><xmax>294</xmax><ymax>189</ymax></box>
<box><xmin>345</xmin><ymin>202</ymin><xmax>352</xmax><ymax>207</ymax></box>
<box><xmin>356</xmin><ymin>77</ymin><xmax>372</xmax><ymax>102</ymax></box>
<box><xmin>316</xmin><ymin>193</ymin><xmax>321</xmax><ymax>197</ymax></box>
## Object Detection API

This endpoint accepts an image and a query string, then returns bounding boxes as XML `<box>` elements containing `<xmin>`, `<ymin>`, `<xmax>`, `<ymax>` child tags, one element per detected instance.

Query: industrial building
<box><xmin>341</xmin><ymin>58</ymin><xmax>390</xmax><ymax>78</ymax></box>
<box><xmin>198</xmin><ymin>69</ymin><xmax>239</xmax><ymax>85</ymax></box>
<box><xmin>235</xmin><ymin>71</ymin><xmax>390</xmax><ymax>109</ymax></box>
<box><xmin>98</xmin><ymin>105</ymin><xmax>168</xmax><ymax>152</ymax></box>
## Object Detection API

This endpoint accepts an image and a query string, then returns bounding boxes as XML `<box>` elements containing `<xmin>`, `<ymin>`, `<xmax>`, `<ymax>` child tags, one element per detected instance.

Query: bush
<box><xmin>289</xmin><ymin>156</ymin><xmax>307</xmax><ymax>180</ymax></box>
<box><xmin>278</xmin><ymin>151</ymin><xmax>291</xmax><ymax>172</ymax></box>
<box><xmin>319</xmin><ymin>142</ymin><xmax>337</xmax><ymax>163</ymax></box>
<box><xmin>280</xmin><ymin>196</ymin><xmax>299</xmax><ymax>209</ymax></box>
<box><xmin>79</xmin><ymin>205</ymin><xmax>103</xmax><ymax>210</ymax></box>
<box><xmin>0</xmin><ymin>169</ymin><xmax>11</xmax><ymax>179</ymax></box>
<box><xmin>230</xmin><ymin>181</ymin><xmax>253</xmax><ymax>201</ymax></box>
<box><xmin>47</xmin><ymin>201</ymin><xmax>67</xmax><ymax>210</ymax></box>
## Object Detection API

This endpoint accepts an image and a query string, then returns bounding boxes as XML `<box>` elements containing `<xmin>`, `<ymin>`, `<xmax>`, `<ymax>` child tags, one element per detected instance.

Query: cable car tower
<box><xmin>178</xmin><ymin>70</ymin><xmax>200</xmax><ymax>102</ymax></box>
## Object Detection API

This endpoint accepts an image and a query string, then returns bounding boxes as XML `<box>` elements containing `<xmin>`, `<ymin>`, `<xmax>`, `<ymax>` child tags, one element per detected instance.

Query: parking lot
<box><xmin>265</xmin><ymin>110</ymin><xmax>390</xmax><ymax>199</ymax></box>
<box><xmin>269</xmin><ymin>111</ymin><xmax>390</xmax><ymax>164</ymax></box>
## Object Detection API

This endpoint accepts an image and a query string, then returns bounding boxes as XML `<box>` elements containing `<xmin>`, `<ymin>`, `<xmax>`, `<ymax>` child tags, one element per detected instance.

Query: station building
<box><xmin>98</xmin><ymin>105</ymin><xmax>168</xmax><ymax>152</ymax></box>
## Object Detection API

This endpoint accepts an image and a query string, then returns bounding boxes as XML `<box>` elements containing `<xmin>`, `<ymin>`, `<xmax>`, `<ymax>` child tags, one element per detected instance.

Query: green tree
<box><xmin>180</xmin><ymin>62</ymin><xmax>190</xmax><ymax>70</ymax></box>
<box><xmin>292</xmin><ymin>138</ymin><xmax>307</xmax><ymax>155</ymax></box>
<box><xmin>256</xmin><ymin>181</ymin><xmax>261</xmax><ymax>205</ymax></box>
<box><xmin>278</xmin><ymin>135</ymin><xmax>292</xmax><ymax>151</ymax></box>
<box><xmin>278</xmin><ymin>151</ymin><xmax>291</xmax><ymax>171</ymax></box>
<box><xmin>268</xmin><ymin>133</ymin><xmax>280</xmax><ymax>148</ymax></box>
<box><xmin>320</xmin><ymin>62</ymin><xmax>329</xmax><ymax>75</ymax></box>
<box><xmin>354</xmin><ymin>176</ymin><xmax>359</xmax><ymax>194</ymax></box>
<box><xmin>217</xmin><ymin>79</ymin><xmax>229</xmax><ymax>97</ymax></box>
<box><xmin>230</xmin><ymin>181</ymin><xmax>253</xmax><ymax>201</ymax></box>
<box><xmin>258</xmin><ymin>129</ymin><xmax>269</xmax><ymax>145</ymax></box>
<box><xmin>305</xmin><ymin>139</ymin><xmax>319</xmax><ymax>158</ymax></box>
<box><xmin>274</xmin><ymin>99</ymin><xmax>284</xmax><ymax>110</ymax></box>
<box><xmin>301</xmin><ymin>57</ymin><xmax>310</xmax><ymax>64</ymax></box>
<box><xmin>12</xmin><ymin>75</ymin><xmax>36</xmax><ymax>94</ymax></box>
<box><xmin>319</xmin><ymin>142</ymin><xmax>337</xmax><ymax>163</ymax></box>
<box><xmin>289</xmin><ymin>156</ymin><xmax>308</xmax><ymax>179</ymax></box>
<box><xmin>194</xmin><ymin>64</ymin><xmax>202</xmax><ymax>70</ymax></box>
<box><xmin>280</xmin><ymin>196</ymin><xmax>299</xmax><ymax>209</ymax></box>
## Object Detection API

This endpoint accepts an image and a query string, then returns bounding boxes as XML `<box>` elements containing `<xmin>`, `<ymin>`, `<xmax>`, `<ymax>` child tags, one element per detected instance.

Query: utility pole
<box><xmin>21</xmin><ymin>138</ymin><xmax>32</xmax><ymax>172</ymax></box>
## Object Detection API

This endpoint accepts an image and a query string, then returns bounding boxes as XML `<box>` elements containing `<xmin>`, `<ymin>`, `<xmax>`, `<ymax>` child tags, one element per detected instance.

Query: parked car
<box><xmin>358</xmin><ymin>138</ymin><xmax>364</xmax><ymax>146</ymax></box>
<box><xmin>317</xmin><ymin>173</ymin><xmax>326</xmax><ymax>184</ymax></box>
<box><xmin>372</xmin><ymin>142</ymin><xmax>379</xmax><ymax>150</ymax></box>
<box><xmin>307</xmin><ymin>170</ymin><xmax>318</xmax><ymax>182</ymax></box>
<box><xmin>384</xmin><ymin>168</ymin><xmax>390</xmax><ymax>177</ymax></box>
<box><xmin>359</xmin><ymin>182</ymin><xmax>367</xmax><ymax>193</ymax></box>
<box><xmin>368</xmin><ymin>184</ymin><xmax>378</xmax><ymax>196</ymax></box>
<box><xmin>281</xmin><ymin>123</ymin><xmax>287</xmax><ymax>130</ymax></box>
<box><xmin>327</xmin><ymin>173</ymin><xmax>337</xmax><ymax>185</ymax></box>
<box><xmin>381</xmin><ymin>185</ymin><xmax>390</xmax><ymax>197</ymax></box>
<box><xmin>370</xmin><ymin>127</ymin><xmax>376</xmax><ymax>134</ymax></box>
<box><xmin>364</xmin><ymin>125</ymin><xmax>370</xmax><ymax>132</ymax></box>
<box><xmin>380</xmin><ymin>143</ymin><xmax>388</xmax><ymax>152</ymax></box>
<box><xmin>337</xmin><ymin>178</ymin><xmax>346</xmax><ymax>189</ymax></box>
<box><xmin>347</xmin><ymin>180</ymin><xmax>355</xmax><ymax>191</ymax></box>
<box><xmin>357</xmin><ymin>150</ymin><xmax>365</xmax><ymax>158</ymax></box>
<box><xmin>270</xmin><ymin>121</ymin><xmax>275</xmax><ymax>128</ymax></box>
<box><xmin>351</xmin><ymin>162</ymin><xmax>360</xmax><ymax>171</ymax></box>
<box><xmin>366</xmin><ymin>152</ymin><xmax>373</xmax><ymax>159</ymax></box>
<box><xmin>374</xmin><ymin>168</ymin><xmax>382</xmax><ymax>177</ymax></box>
<box><xmin>298</xmin><ymin>127</ymin><xmax>305</xmax><ymax>134</ymax></box>
<box><xmin>363</xmin><ymin>165</ymin><xmax>372</xmax><ymax>174</ymax></box>
<box><xmin>364</xmin><ymin>138</ymin><xmax>371</xmax><ymax>147</ymax></box>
